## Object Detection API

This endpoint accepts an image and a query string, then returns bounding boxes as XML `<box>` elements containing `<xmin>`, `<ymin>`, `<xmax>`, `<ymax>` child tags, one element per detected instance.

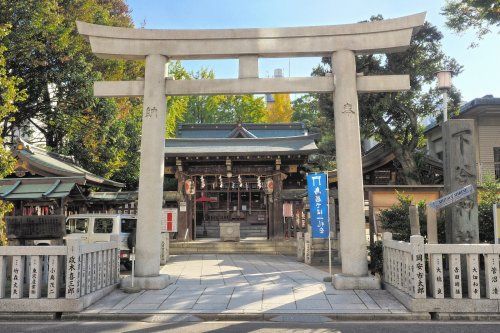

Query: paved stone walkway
<box><xmin>83</xmin><ymin>254</ymin><xmax>408</xmax><ymax>314</ymax></box>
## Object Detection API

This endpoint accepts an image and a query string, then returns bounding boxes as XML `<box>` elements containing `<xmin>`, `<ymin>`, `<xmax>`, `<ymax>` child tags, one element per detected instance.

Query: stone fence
<box><xmin>383</xmin><ymin>232</ymin><xmax>500</xmax><ymax>312</ymax></box>
<box><xmin>0</xmin><ymin>236</ymin><xmax>120</xmax><ymax>312</ymax></box>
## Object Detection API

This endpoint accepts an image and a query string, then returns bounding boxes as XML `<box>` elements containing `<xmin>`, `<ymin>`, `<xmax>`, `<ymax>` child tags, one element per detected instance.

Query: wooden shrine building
<box><xmin>164</xmin><ymin>123</ymin><xmax>318</xmax><ymax>241</ymax></box>
<box><xmin>0</xmin><ymin>139</ymin><xmax>126</xmax><ymax>216</ymax></box>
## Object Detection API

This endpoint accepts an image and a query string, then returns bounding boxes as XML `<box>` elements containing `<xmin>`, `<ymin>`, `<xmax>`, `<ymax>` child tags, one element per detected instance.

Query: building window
<box><xmin>495</xmin><ymin>147</ymin><xmax>500</xmax><ymax>180</ymax></box>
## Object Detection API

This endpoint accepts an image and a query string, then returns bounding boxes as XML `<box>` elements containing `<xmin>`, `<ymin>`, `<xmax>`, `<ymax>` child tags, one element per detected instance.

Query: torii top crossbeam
<box><xmin>77</xmin><ymin>12</ymin><xmax>425</xmax><ymax>60</ymax></box>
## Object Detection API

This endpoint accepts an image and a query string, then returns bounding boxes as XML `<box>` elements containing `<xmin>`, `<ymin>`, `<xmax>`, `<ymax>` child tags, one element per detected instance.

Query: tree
<box><xmin>0</xmin><ymin>0</ymin><xmax>144</xmax><ymax>188</ymax></box>
<box><xmin>443</xmin><ymin>0</ymin><xmax>499</xmax><ymax>47</ymax></box>
<box><xmin>264</xmin><ymin>94</ymin><xmax>293</xmax><ymax>123</ymax></box>
<box><xmin>165</xmin><ymin>62</ymin><xmax>266</xmax><ymax>136</ymax></box>
<box><xmin>310</xmin><ymin>17</ymin><xmax>463</xmax><ymax>184</ymax></box>
<box><xmin>0</xmin><ymin>24</ymin><xmax>25</xmax><ymax>245</ymax></box>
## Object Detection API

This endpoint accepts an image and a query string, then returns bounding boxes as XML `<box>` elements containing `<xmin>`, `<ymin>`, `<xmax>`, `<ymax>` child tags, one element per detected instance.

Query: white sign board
<box><xmin>179</xmin><ymin>202</ymin><xmax>187</xmax><ymax>212</ymax></box>
<box><xmin>428</xmin><ymin>185</ymin><xmax>475</xmax><ymax>210</ymax></box>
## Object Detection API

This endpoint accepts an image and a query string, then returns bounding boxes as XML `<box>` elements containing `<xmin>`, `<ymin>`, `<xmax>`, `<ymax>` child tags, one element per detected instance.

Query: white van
<box><xmin>65</xmin><ymin>214</ymin><xmax>136</xmax><ymax>269</ymax></box>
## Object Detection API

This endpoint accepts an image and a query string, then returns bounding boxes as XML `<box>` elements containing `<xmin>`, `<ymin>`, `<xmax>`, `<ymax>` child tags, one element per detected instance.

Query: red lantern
<box><xmin>184</xmin><ymin>179</ymin><xmax>195</xmax><ymax>195</ymax></box>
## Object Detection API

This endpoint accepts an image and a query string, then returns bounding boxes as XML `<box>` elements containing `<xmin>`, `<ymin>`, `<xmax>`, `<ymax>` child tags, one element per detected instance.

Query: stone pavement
<box><xmin>83</xmin><ymin>254</ymin><xmax>408</xmax><ymax>315</ymax></box>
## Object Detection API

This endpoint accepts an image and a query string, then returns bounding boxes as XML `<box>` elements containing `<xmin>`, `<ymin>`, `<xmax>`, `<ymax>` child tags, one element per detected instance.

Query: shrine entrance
<box><xmin>77</xmin><ymin>13</ymin><xmax>426</xmax><ymax>290</ymax></box>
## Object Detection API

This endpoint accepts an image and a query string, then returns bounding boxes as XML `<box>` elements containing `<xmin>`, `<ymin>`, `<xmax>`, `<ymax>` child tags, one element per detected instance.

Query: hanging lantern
<box><xmin>184</xmin><ymin>179</ymin><xmax>195</xmax><ymax>195</ymax></box>
<box><xmin>265</xmin><ymin>178</ymin><xmax>274</xmax><ymax>194</ymax></box>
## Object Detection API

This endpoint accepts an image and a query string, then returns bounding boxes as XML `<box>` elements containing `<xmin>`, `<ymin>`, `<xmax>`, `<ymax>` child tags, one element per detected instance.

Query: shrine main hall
<box><xmin>164</xmin><ymin>123</ymin><xmax>318</xmax><ymax>241</ymax></box>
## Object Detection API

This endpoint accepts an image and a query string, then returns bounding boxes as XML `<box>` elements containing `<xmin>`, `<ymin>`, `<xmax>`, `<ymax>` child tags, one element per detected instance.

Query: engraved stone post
<box><xmin>466</xmin><ymin>254</ymin><xmax>480</xmax><ymax>299</ymax></box>
<box><xmin>29</xmin><ymin>255</ymin><xmax>42</xmax><ymax>299</ymax></box>
<box><xmin>160</xmin><ymin>233</ymin><xmax>169</xmax><ymax>265</ymax></box>
<box><xmin>409</xmin><ymin>205</ymin><xmax>420</xmax><ymax>236</ymax></box>
<box><xmin>304</xmin><ymin>232</ymin><xmax>312</xmax><ymax>265</ymax></box>
<box><xmin>11</xmin><ymin>255</ymin><xmax>25</xmax><ymax>299</ymax></box>
<box><xmin>443</xmin><ymin>120</ymin><xmax>479</xmax><ymax>243</ymax></box>
<box><xmin>296</xmin><ymin>232</ymin><xmax>305</xmax><ymax>262</ymax></box>
<box><xmin>449</xmin><ymin>254</ymin><xmax>462</xmax><ymax>299</ymax></box>
<box><xmin>136</xmin><ymin>54</ymin><xmax>168</xmax><ymax>278</ymax></box>
<box><xmin>47</xmin><ymin>255</ymin><xmax>60</xmax><ymax>299</ymax></box>
<box><xmin>65</xmin><ymin>239</ymin><xmax>81</xmax><ymax>299</ymax></box>
<box><xmin>429</xmin><ymin>254</ymin><xmax>444</xmax><ymax>298</ymax></box>
<box><xmin>484</xmin><ymin>254</ymin><xmax>500</xmax><ymax>299</ymax></box>
<box><xmin>410</xmin><ymin>235</ymin><xmax>426</xmax><ymax>298</ymax></box>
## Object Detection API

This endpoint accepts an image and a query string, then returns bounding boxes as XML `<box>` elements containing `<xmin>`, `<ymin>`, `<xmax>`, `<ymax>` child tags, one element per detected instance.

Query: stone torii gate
<box><xmin>77</xmin><ymin>12</ymin><xmax>426</xmax><ymax>290</ymax></box>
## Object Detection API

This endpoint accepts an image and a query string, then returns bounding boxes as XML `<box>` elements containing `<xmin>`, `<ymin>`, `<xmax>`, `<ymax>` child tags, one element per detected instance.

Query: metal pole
<box><xmin>131</xmin><ymin>247</ymin><xmax>135</xmax><ymax>288</ymax></box>
<box><xmin>326</xmin><ymin>171</ymin><xmax>332</xmax><ymax>277</ymax></box>
<box><xmin>442</xmin><ymin>90</ymin><xmax>449</xmax><ymax>122</ymax></box>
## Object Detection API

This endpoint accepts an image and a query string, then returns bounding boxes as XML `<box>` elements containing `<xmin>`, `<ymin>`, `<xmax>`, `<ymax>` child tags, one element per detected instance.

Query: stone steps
<box><xmin>196</xmin><ymin>225</ymin><xmax>267</xmax><ymax>238</ymax></box>
<box><xmin>170</xmin><ymin>239</ymin><xmax>296</xmax><ymax>255</ymax></box>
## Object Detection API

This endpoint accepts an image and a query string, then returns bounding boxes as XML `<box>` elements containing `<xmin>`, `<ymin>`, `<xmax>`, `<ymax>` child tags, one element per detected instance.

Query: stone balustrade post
<box><xmin>29</xmin><ymin>255</ymin><xmax>42</xmax><ymax>299</ymax></box>
<box><xmin>47</xmin><ymin>255</ymin><xmax>61</xmax><ymax>299</ymax></box>
<box><xmin>484</xmin><ymin>254</ymin><xmax>500</xmax><ymax>299</ymax></box>
<box><xmin>11</xmin><ymin>255</ymin><xmax>25</xmax><ymax>299</ymax></box>
<box><xmin>449</xmin><ymin>254</ymin><xmax>463</xmax><ymax>299</ymax></box>
<box><xmin>409</xmin><ymin>205</ymin><xmax>420</xmax><ymax>236</ymax></box>
<box><xmin>0</xmin><ymin>256</ymin><xmax>6</xmax><ymax>298</ymax></box>
<box><xmin>410</xmin><ymin>235</ymin><xmax>426</xmax><ymax>298</ymax></box>
<box><xmin>467</xmin><ymin>254</ymin><xmax>481</xmax><ymax>299</ymax></box>
<box><xmin>65</xmin><ymin>239</ymin><xmax>81</xmax><ymax>299</ymax></box>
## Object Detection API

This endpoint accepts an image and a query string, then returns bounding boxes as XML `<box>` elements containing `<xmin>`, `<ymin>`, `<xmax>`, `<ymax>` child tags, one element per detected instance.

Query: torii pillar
<box><xmin>332</xmin><ymin>50</ymin><xmax>379</xmax><ymax>289</ymax></box>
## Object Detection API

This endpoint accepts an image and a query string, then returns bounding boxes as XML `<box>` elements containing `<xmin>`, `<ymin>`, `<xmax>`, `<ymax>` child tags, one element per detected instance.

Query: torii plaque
<box><xmin>77</xmin><ymin>12</ymin><xmax>426</xmax><ymax>290</ymax></box>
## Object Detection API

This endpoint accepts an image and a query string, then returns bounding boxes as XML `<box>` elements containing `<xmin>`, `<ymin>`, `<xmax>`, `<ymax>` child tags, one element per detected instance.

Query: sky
<box><xmin>125</xmin><ymin>0</ymin><xmax>499</xmax><ymax>102</ymax></box>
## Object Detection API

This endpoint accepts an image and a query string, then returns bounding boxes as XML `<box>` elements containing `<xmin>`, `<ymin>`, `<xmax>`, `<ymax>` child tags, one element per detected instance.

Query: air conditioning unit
<box><xmin>219</xmin><ymin>222</ymin><xmax>240</xmax><ymax>242</ymax></box>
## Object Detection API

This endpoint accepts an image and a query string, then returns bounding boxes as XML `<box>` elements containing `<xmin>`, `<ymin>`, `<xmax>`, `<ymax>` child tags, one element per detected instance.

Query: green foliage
<box><xmin>309</xmin><ymin>17</ymin><xmax>463</xmax><ymax>184</ymax></box>
<box><xmin>478</xmin><ymin>174</ymin><xmax>500</xmax><ymax>243</ymax></box>
<box><xmin>378</xmin><ymin>192</ymin><xmax>446</xmax><ymax>243</ymax></box>
<box><xmin>165</xmin><ymin>62</ymin><xmax>266</xmax><ymax>136</ymax></box>
<box><xmin>0</xmin><ymin>0</ymin><xmax>143</xmax><ymax>188</ymax></box>
<box><xmin>442</xmin><ymin>0</ymin><xmax>499</xmax><ymax>47</ymax></box>
<box><xmin>0</xmin><ymin>24</ymin><xmax>23</xmax><ymax>244</ymax></box>
<box><xmin>369</xmin><ymin>240</ymin><xmax>384</xmax><ymax>276</ymax></box>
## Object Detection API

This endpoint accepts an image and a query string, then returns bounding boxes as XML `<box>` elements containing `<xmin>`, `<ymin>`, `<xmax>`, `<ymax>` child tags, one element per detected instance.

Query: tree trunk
<box><xmin>394</xmin><ymin>148</ymin><xmax>420</xmax><ymax>185</ymax></box>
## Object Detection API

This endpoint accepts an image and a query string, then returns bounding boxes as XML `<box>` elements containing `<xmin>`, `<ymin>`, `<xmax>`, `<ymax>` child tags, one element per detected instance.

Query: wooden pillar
<box><xmin>273</xmin><ymin>173</ymin><xmax>284</xmax><ymax>239</ymax></box>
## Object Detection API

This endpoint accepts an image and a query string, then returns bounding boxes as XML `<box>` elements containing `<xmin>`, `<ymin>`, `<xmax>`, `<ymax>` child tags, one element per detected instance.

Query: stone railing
<box><xmin>382</xmin><ymin>232</ymin><xmax>500</xmax><ymax>312</ymax></box>
<box><xmin>0</xmin><ymin>236</ymin><xmax>120</xmax><ymax>312</ymax></box>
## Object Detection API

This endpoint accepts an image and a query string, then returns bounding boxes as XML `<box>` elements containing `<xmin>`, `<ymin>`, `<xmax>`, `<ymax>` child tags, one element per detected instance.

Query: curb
<box><xmin>61</xmin><ymin>311</ymin><xmax>431</xmax><ymax>322</ymax></box>
<box><xmin>0</xmin><ymin>313</ymin><xmax>58</xmax><ymax>321</ymax></box>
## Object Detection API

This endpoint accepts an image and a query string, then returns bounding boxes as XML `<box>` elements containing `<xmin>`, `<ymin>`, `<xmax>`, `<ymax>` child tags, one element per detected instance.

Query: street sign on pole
<box><xmin>428</xmin><ymin>184</ymin><xmax>475</xmax><ymax>210</ymax></box>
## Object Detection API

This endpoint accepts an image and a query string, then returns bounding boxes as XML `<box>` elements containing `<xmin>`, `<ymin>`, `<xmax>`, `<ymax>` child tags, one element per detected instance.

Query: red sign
<box><xmin>162</xmin><ymin>208</ymin><xmax>178</xmax><ymax>233</ymax></box>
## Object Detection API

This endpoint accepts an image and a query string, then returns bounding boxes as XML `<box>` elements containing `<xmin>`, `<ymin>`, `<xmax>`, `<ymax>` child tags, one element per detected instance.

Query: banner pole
<box><xmin>326</xmin><ymin>171</ymin><xmax>332</xmax><ymax>277</ymax></box>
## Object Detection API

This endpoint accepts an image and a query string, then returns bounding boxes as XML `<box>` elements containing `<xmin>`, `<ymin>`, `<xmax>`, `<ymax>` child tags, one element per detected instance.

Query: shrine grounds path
<box><xmin>73</xmin><ymin>254</ymin><xmax>418</xmax><ymax>319</ymax></box>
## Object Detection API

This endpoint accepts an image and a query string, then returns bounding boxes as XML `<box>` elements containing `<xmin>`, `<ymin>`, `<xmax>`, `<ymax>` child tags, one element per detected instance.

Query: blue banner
<box><xmin>306</xmin><ymin>172</ymin><xmax>330</xmax><ymax>239</ymax></box>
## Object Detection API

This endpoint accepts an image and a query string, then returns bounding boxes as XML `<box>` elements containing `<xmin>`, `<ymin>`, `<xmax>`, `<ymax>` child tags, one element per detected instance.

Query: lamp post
<box><xmin>436</xmin><ymin>70</ymin><xmax>452</xmax><ymax>122</ymax></box>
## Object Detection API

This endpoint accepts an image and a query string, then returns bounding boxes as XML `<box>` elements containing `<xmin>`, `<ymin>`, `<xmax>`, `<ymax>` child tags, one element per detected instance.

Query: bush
<box><xmin>369</xmin><ymin>240</ymin><xmax>384</xmax><ymax>276</ymax></box>
<box><xmin>478</xmin><ymin>174</ymin><xmax>499</xmax><ymax>243</ymax></box>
